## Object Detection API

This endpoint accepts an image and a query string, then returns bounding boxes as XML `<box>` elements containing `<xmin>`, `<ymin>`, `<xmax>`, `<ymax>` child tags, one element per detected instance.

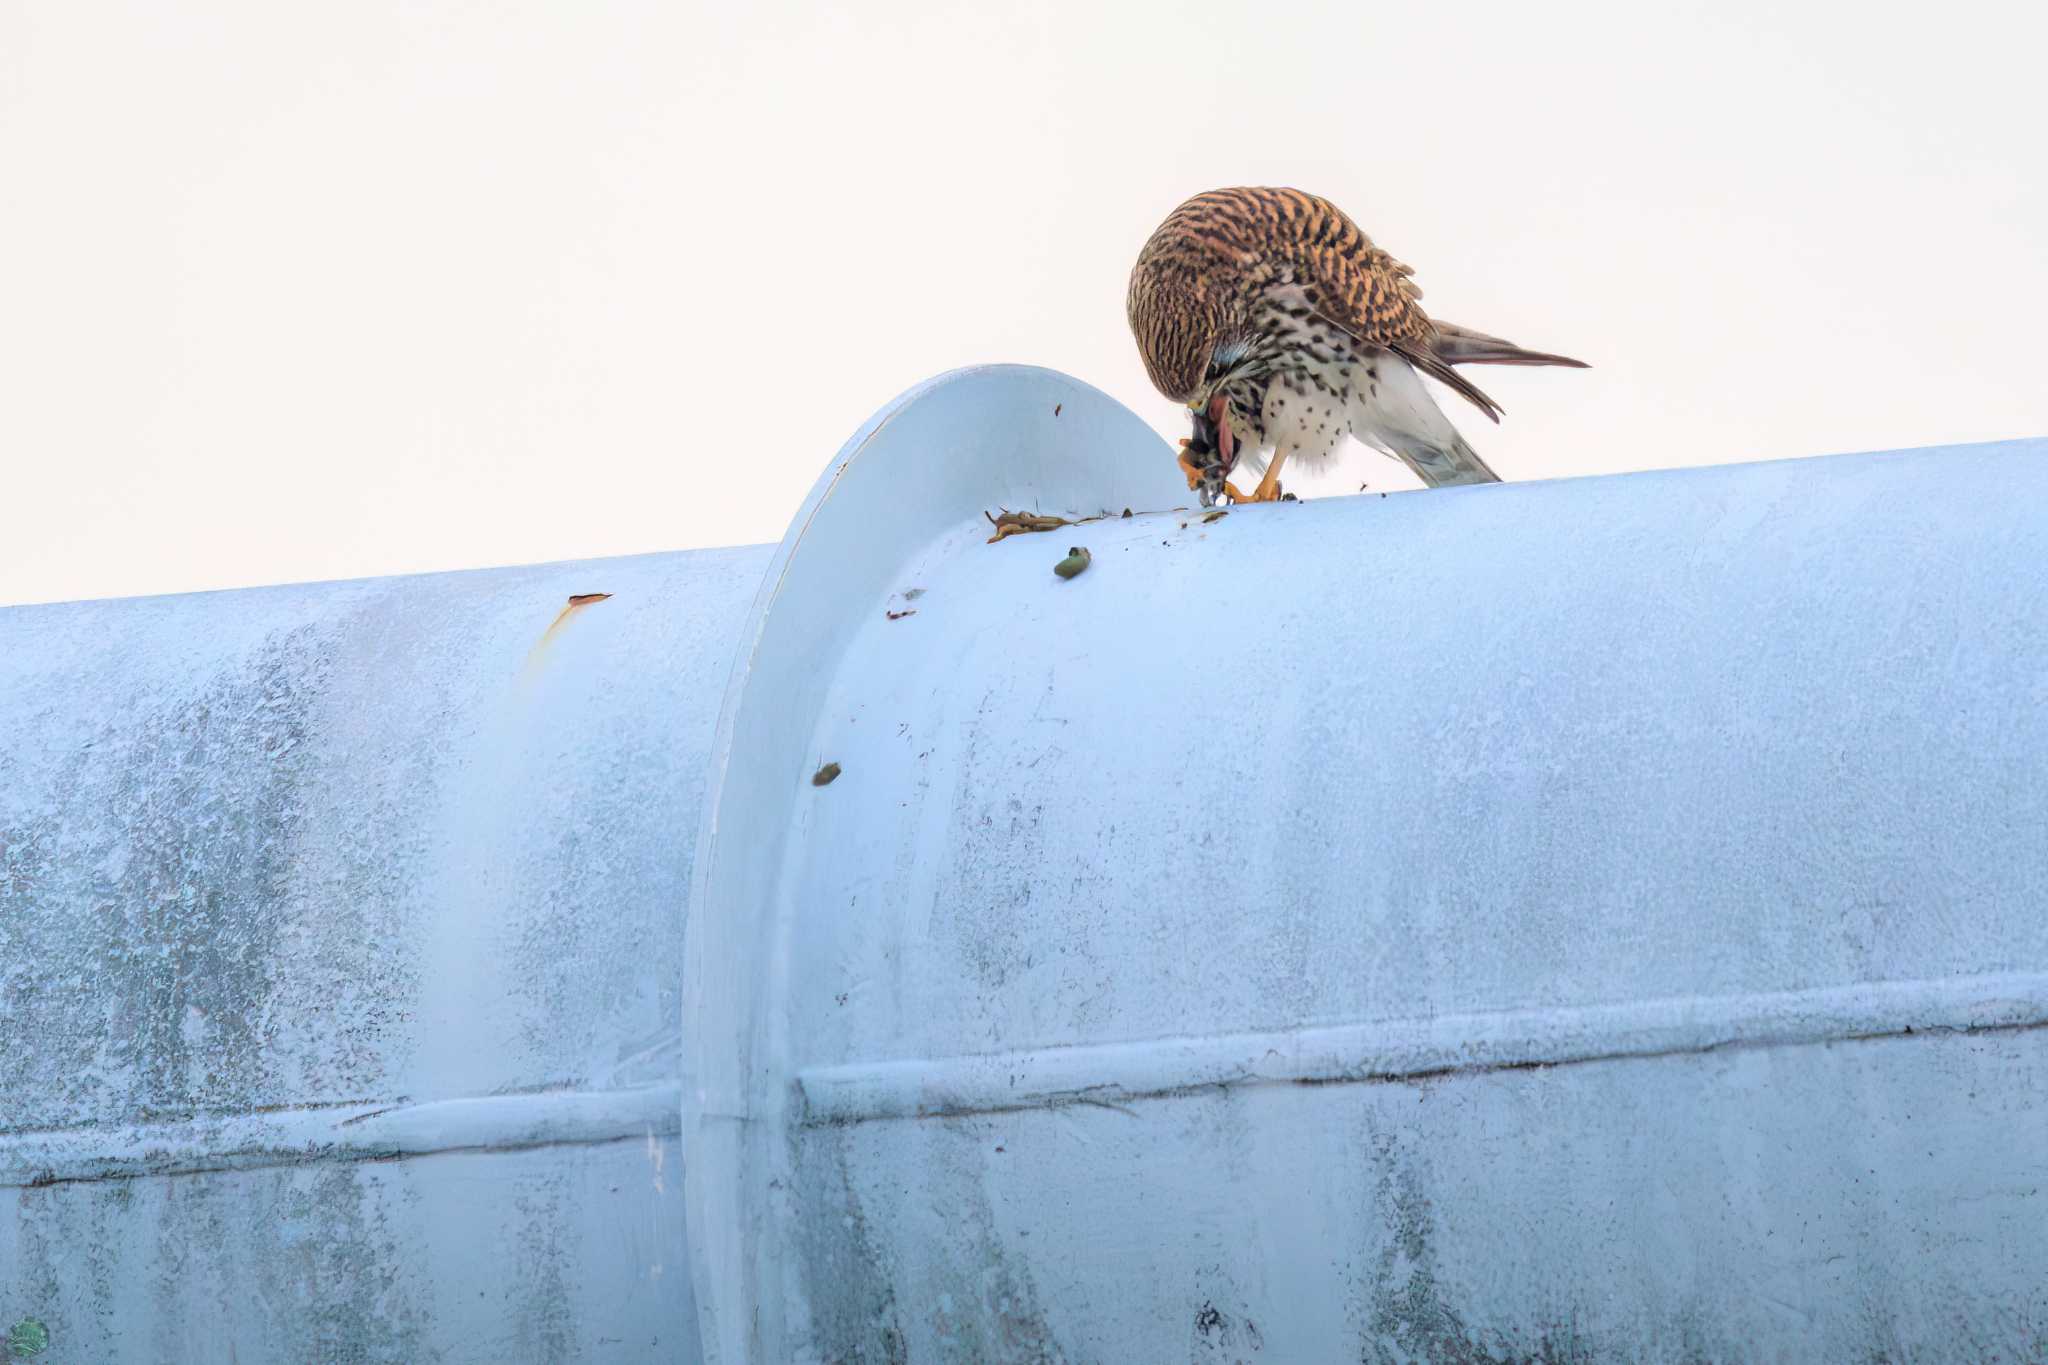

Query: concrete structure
<box><xmin>5</xmin><ymin>365</ymin><xmax>2047</xmax><ymax>1361</ymax></box>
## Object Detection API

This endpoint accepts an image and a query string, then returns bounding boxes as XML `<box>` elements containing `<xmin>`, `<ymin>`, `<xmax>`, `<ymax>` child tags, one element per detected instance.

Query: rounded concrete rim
<box><xmin>679</xmin><ymin>364</ymin><xmax>1185</xmax><ymax>1362</ymax></box>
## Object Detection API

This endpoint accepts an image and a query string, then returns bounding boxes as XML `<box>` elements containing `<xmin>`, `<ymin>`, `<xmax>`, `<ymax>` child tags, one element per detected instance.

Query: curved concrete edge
<box><xmin>679</xmin><ymin>366</ymin><xmax>1185</xmax><ymax>1362</ymax></box>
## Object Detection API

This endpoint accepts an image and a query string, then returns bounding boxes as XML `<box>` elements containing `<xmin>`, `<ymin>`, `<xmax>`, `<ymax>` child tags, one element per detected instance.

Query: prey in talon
<box><xmin>1177</xmin><ymin>395</ymin><xmax>1261</xmax><ymax>508</ymax></box>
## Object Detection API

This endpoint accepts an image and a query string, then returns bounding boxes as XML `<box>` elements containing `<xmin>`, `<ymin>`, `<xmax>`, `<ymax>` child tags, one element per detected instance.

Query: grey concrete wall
<box><xmin>3</xmin><ymin>545</ymin><xmax>768</xmax><ymax>1362</ymax></box>
<box><xmin>7</xmin><ymin>361</ymin><xmax>2046</xmax><ymax>1363</ymax></box>
<box><xmin>680</xmin><ymin>368</ymin><xmax>2048</xmax><ymax>1362</ymax></box>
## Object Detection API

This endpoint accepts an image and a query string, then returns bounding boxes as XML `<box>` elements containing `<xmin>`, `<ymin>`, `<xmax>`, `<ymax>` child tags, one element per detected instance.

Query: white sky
<box><xmin>3</xmin><ymin>0</ymin><xmax>2044</xmax><ymax>606</ymax></box>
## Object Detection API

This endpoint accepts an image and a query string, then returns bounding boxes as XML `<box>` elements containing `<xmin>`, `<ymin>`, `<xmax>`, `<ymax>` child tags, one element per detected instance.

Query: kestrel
<box><xmin>1127</xmin><ymin>186</ymin><xmax>1587</xmax><ymax>504</ymax></box>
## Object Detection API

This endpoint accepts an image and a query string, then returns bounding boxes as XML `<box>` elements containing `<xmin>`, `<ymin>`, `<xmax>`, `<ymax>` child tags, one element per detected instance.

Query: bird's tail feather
<box><xmin>1431</xmin><ymin>320</ymin><xmax>1590</xmax><ymax>370</ymax></box>
<box><xmin>1389</xmin><ymin>431</ymin><xmax>1500</xmax><ymax>488</ymax></box>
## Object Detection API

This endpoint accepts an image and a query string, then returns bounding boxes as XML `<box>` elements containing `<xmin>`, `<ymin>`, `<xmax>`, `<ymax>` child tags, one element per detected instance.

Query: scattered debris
<box><xmin>886</xmin><ymin>608</ymin><xmax>916</xmax><ymax>621</ymax></box>
<box><xmin>811</xmin><ymin>762</ymin><xmax>842</xmax><ymax>787</ymax></box>
<box><xmin>902</xmin><ymin>587</ymin><xmax>925</xmax><ymax>600</ymax></box>
<box><xmin>1281</xmin><ymin>492</ymin><xmax>1299</xmax><ymax>502</ymax></box>
<box><xmin>1053</xmin><ymin>546</ymin><xmax>1092</xmax><ymax>579</ymax></box>
<box><xmin>523</xmin><ymin>591</ymin><xmax>613</xmax><ymax>677</ymax></box>
<box><xmin>1053</xmin><ymin>403</ymin><xmax>1062</xmax><ymax>417</ymax></box>
<box><xmin>984</xmin><ymin>508</ymin><xmax>1132</xmax><ymax>543</ymax></box>
<box><xmin>985</xmin><ymin>508</ymin><xmax>1071</xmax><ymax>542</ymax></box>
<box><xmin>1202</xmin><ymin>509</ymin><xmax>1228</xmax><ymax>524</ymax></box>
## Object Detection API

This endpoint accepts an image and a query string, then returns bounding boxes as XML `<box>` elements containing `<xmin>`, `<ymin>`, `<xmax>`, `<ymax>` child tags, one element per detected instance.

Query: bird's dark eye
<box><xmin>1209</xmin><ymin>336</ymin><xmax>1251</xmax><ymax>378</ymax></box>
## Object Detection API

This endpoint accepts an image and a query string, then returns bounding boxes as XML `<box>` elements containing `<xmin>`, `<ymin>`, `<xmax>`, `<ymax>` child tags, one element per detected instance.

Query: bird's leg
<box><xmin>1233</xmin><ymin>446</ymin><xmax>1290</xmax><ymax>503</ymax></box>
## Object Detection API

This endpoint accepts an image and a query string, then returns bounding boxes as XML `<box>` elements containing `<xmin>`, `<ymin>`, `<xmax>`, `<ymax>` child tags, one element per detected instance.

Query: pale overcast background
<box><xmin>3</xmin><ymin>1</ymin><xmax>2043</xmax><ymax>605</ymax></box>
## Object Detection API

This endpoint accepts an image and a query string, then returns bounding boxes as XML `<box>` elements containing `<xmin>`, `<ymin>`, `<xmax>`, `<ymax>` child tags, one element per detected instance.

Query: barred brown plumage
<box><xmin>1128</xmin><ymin>187</ymin><xmax>1588</xmax><ymax>506</ymax></box>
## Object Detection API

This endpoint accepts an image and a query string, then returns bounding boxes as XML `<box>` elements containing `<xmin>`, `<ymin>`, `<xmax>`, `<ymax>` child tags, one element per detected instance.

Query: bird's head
<box><xmin>1130</xmin><ymin>299</ymin><xmax>1258</xmax><ymax>408</ymax></box>
<box><xmin>1127</xmin><ymin>248</ymin><xmax>1258</xmax><ymax>400</ymax></box>
<box><xmin>1127</xmin><ymin>249</ymin><xmax>1256</xmax><ymax>472</ymax></box>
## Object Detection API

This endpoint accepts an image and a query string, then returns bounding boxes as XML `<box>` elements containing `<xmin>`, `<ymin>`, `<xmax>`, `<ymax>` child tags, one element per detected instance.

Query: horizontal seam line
<box><xmin>0</xmin><ymin>1082</ymin><xmax>682</xmax><ymax>1188</ymax></box>
<box><xmin>5</xmin><ymin>1130</ymin><xmax>658</xmax><ymax>1190</ymax></box>
<box><xmin>796</xmin><ymin>973</ymin><xmax>2048</xmax><ymax>1127</ymax></box>
<box><xmin>803</xmin><ymin>1016</ymin><xmax>2048</xmax><ymax>1128</ymax></box>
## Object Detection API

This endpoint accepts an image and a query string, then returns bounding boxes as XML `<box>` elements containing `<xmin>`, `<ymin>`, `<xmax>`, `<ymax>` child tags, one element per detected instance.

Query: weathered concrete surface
<box><xmin>3</xmin><ymin>546</ymin><xmax>765</xmax><ymax>1361</ymax></box>
<box><xmin>684</xmin><ymin>400</ymin><xmax>2048</xmax><ymax>1362</ymax></box>
<box><xmin>8</xmin><ymin>361</ymin><xmax>2048</xmax><ymax>1362</ymax></box>
<box><xmin>7</xmin><ymin>1142</ymin><xmax>686</xmax><ymax>1361</ymax></box>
